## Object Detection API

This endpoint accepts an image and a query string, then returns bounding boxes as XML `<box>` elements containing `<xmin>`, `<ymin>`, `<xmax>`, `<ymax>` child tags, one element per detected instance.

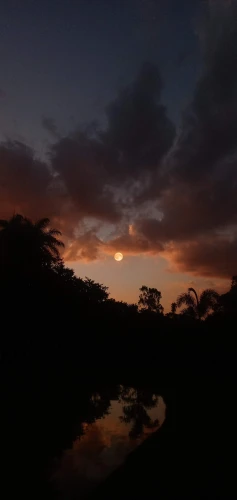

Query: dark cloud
<box><xmin>104</xmin><ymin>2</ymin><xmax>237</xmax><ymax>277</ymax></box>
<box><xmin>46</xmin><ymin>62</ymin><xmax>174</xmax><ymax>234</ymax></box>
<box><xmin>41</xmin><ymin>116</ymin><xmax>60</xmax><ymax>139</ymax></box>
<box><xmin>0</xmin><ymin>141</ymin><xmax>57</xmax><ymax>219</ymax></box>
<box><xmin>0</xmin><ymin>140</ymin><xmax>85</xmax><ymax>244</ymax></box>
<box><xmin>143</xmin><ymin>0</ymin><xmax>237</xmax><ymax>277</ymax></box>
<box><xmin>50</xmin><ymin>131</ymin><xmax>121</xmax><ymax>223</ymax></box>
<box><xmin>1</xmin><ymin>3</ymin><xmax>237</xmax><ymax>281</ymax></box>
<box><xmin>158</xmin><ymin>159</ymin><xmax>237</xmax><ymax>242</ymax></box>
<box><xmin>106</xmin><ymin>231</ymin><xmax>162</xmax><ymax>256</ymax></box>
<box><xmin>103</xmin><ymin>61</ymin><xmax>175</xmax><ymax>180</ymax></box>
<box><xmin>170</xmin><ymin>0</ymin><xmax>237</xmax><ymax>183</ymax></box>
<box><xmin>0</xmin><ymin>62</ymin><xmax>173</xmax><ymax>257</ymax></box>
<box><xmin>176</xmin><ymin>48</ymin><xmax>193</xmax><ymax>67</ymax></box>
<box><xmin>165</xmin><ymin>233</ymin><xmax>237</xmax><ymax>279</ymax></box>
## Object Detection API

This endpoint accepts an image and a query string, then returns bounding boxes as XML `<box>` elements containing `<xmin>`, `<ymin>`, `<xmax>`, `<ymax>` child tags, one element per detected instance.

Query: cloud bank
<box><xmin>0</xmin><ymin>1</ymin><xmax>237</xmax><ymax>279</ymax></box>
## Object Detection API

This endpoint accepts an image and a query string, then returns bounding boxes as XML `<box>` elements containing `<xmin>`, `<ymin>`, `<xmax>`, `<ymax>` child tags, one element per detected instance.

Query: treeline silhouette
<box><xmin>1</xmin><ymin>213</ymin><xmax>236</xmax><ymax>384</ymax></box>
<box><xmin>1</xmin><ymin>214</ymin><xmax>236</xmax><ymax>499</ymax></box>
<box><xmin>0</xmin><ymin>214</ymin><xmax>236</xmax><ymax>334</ymax></box>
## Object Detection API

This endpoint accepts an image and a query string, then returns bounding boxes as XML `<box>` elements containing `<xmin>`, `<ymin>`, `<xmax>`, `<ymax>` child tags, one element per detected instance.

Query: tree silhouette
<box><xmin>219</xmin><ymin>275</ymin><xmax>237</xmax><ymax>317</ymax></box>
<box><xmin>138</xmin><ymin>286</ymin><xmax>164</xmax><ymax>314</ymax></box>
<box><xmin>53</xmin><ymin>259</ymin><xmax>77</xmax><ymax>284</ymax></box>
<box><xmin>0</xmin><ymin>214</ymin><xmax>64</xmax><ymax>291</ymax></box>
<box><xmin>171</xmin><ymin>302</ymin><xmax>177</xmax><ymax>315</ymax></box>
<box><xmin>231</xmin><ymin>276</ymin><xmax>237</xmax><ymax>290</ymax></box>
<box><xmin>176</xmin><ymin>287</ymin><xmax>219</xmax><ymax>320</ymax></box>
<box><xmin>166</xmin><ymin>302</ymin><xmax>177</xmax><ymax>319</ymax></box>
<box><xmin>103</xmin><ymin>299</ymin><xmax>138</xmax><ymax>316</ymax></box>
<box><xmin>0</xmin><ymin>214</ymin><xmax>64</xmax><ymax>277</ymax></box>
<box><xmin>83</xmin><ymin>277</ymin><xmax>109</xmax><ymax>303</ymax></box>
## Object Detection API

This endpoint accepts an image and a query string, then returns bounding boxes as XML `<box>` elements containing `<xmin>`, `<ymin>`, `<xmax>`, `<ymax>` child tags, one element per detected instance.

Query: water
<box><xmin>50</xmin><ymin>386</ymin><xmax>166</xmax><ymax>499</ymax></box>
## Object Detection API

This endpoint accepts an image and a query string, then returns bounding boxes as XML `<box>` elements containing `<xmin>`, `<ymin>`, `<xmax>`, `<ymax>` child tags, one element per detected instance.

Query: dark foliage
<box><xmin>0</xmin><ymin>214</ymin><xmax>236</xmax><ymax>499</ymax></box>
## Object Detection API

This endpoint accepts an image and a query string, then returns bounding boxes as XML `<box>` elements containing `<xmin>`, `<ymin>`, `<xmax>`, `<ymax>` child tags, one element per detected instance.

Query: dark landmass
<box><xmin>0</xmin><ymin>214</ymin><xmax>236</xmax><ymax>499</ymax></box>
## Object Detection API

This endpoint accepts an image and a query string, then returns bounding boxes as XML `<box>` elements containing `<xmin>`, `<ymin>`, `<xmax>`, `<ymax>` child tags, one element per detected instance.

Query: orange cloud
<box><xmin>1</xmin><ymin>4</ymin><xmax>237</xmax><ymax>283</ymax></box>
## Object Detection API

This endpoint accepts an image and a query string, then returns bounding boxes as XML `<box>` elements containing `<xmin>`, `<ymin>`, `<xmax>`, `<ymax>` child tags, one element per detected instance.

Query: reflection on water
<box><xmin>50</xmin><ymin>385</ymin><xmax>166</xmax><ymax>499</ymax></box>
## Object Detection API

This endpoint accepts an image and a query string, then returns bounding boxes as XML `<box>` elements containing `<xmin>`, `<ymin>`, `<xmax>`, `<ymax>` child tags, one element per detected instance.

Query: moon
<box><xmin>114</xmin><ymin>252</ymin><xmax>123</xmax><ymax>262</ymax></box>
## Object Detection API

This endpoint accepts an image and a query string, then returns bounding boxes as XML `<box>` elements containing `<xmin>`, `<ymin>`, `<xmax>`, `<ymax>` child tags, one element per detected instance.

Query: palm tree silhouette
<box><xmin>119</xmin><ymin>386</ymin><xmax>159</xmax><ymax>439</ymax></box>
<box><xmin>176</xmin><ymin>287</ymin><xmax>219</xmax><ymax>320</ymax></box>
<box><xmin>0</xmin><ymin>214</ymin><xmax>64</xmax><ymax>278</ymax></box>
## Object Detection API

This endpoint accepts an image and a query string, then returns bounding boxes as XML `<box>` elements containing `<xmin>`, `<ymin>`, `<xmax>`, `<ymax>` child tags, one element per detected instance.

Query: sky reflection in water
<box><xmin>50</xmin><ymin>386</ymin><xmax>166</xmax><ymax>499</ymax></box>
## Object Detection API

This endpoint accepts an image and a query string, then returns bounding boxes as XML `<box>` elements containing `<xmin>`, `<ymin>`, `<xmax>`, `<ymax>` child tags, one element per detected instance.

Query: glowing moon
<box><xmin>114</xmin><ymin>252</ymin><xmax>123</xmax><ymax>262</ymax></box>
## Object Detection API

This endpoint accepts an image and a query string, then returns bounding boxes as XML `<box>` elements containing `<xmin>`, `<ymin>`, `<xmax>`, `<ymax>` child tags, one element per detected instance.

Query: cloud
<box><xmin>158</xmin><ymin>0</ymin><xmax>237</xmax><ymax>276</ymax></box>
<box><xmin>0</xmin><ymin>141</ymin><xmax>57</xmax><ymax>219</ymax></box>
<box><xmin>41</xmin><ymin>116</ymin><xmax>60</xmax><ymax>139</ymax></box>
<box><xmin>164</xmin><ymin>233</ymin><xmax>237</xmax><ymax>278</ymax></box>
<box><xmin>103</xmin><ymin>61</ymin><xmax>175</xmax><ymax>180</ymax></box>
<box><xmin>104</xmin><ymin>2</ymin><xmax>237</xmax><ymax>278</ymax></box>
<box><xmin>121</xmin><ymin>0</ymin><xmax>236</xmax><ymax>277</ymax></box>
<box><xmin>50</xmin><ymin>131</ymin><xmax>121</xmax><ymax>223</ymax></box>
<box><xmin>105</xmin><ymin>232</ymin><xmax>157</xmax><ymax>256</ymax></box>
<box><xmin>0</xmin><ymin>62</ymin><xmax>174</xmax><ymax>256</ymax></box>
<box><xmin>64</xmin><ymin>230</ymin><xmax>104</xmax><ymax>262</ymax></box>
<box><xmin>47</xmin><ymin>62</ymin><xmax>175</xmax><ymax>231</ymax></box>
<box><xmin>0</xmin><ymin>140</ymin><xmax>93</xmax><ymax>246</ymax></box>
<box><xmin>171</xmin><ymin>2</ymin><xmax>237</xmax><ymax>184</ymax></box>
<box><xmin>1</xmin><ymin>2</ymin><xmax>237</xmax><ymax>281</ymax></box>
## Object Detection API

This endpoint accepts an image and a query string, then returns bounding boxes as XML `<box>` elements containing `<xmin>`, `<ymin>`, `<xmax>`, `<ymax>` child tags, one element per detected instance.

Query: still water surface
<box><xmin>50</xmin><ymin>386</ymin><xmax>166</xmax><ymax>499</ymax></box>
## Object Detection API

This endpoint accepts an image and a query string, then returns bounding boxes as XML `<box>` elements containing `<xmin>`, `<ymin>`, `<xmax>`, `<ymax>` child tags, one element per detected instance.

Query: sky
<box><xmin>0</xmin><ymin>0</ymin><xmax>236</xmax><ymax>310</ymax></box>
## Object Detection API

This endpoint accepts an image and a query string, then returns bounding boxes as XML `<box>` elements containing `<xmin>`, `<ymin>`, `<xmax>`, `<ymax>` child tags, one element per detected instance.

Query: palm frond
<box><xmin>188</xmin><ymin>287</ymin><xmax>199</xmax><ymax>306</ymax></box>
<box><xmin>48</xmin><ymin>228</ymin><xmax>62</xmax><ymax>237</ymax></box>
<box><xmin>35</xmin><ymin>218</ymin><xmax>50</xmax><ymax>230</ymax></box>
<box><xmin>199</xmin><ymin>289</ymin><xmax>220</xmax><ymax>315</ymax></box>
<box><xmin>45</xmin><ymin>235</ymin><xmax>64</xmax><ymax>248</ymax></box>
<box><xmin>22</xmin><ymin>216</ymin><xmax>33</xmax><ymax>226</ymax></box>
<box><xmin>0</xmin><ymin>213</ymin><xmax>64</xmax><ymax>273</ymax></box>
<box><xmin>200</xmin><ymin>289</ymin><xmax>219</xmax><ymax>302</ymax></box>
<box><xmin>176</xmin><ymin>292</ymin><xmax>196</xmax><ymax>309</ymax></box>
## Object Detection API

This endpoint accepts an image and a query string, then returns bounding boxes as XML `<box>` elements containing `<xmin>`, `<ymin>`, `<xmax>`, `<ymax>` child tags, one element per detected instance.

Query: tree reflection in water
<box><xmin>50</xmin><ymin>385</ymin><xmax>164</xmax><ymax>499</ymax></box>
<box><xmin>118</xmin><ymin>386</ymin><xmax>160</xmax><ymax>439</ymax></box>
